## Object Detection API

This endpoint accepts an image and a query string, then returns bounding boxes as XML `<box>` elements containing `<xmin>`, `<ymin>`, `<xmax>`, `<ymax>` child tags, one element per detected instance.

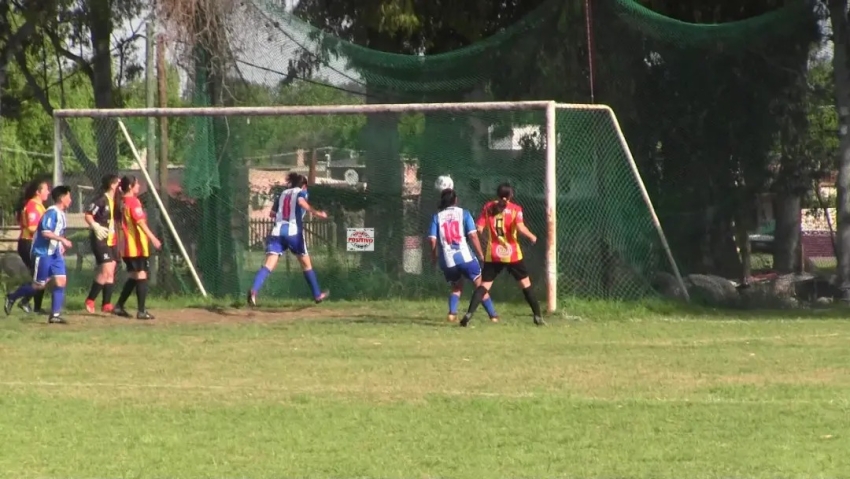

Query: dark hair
<box><xmin>13</xmin><ymin>178</ymin><xmax>49</xmax><ymax>221</ymax></box>
<box><xmin>51</xmin><ymin>185</ymin><xmax>71</xmax><ymax>202</ymax></box>
<box><xmin>488</xmin><ymin>183</ymin><xmax>514</xmax><ymax>216</ymax></box>
<box><xmin>100</xmin><ymin>174</ymin><xmax>120</xmax><ymax>193</ymax></box>
<box><xmin>438</xmin><ymin>188</ymin><xmax>457</xmax><ymax>211</ymax></box>
<box><xmin>286</xmin><ymin>172</ymin><xmax>302</xmax><ymax>187</ymax></box>
<box><xmin>120</xmin><ymin>175</ymin><xmax>138</xmax><ymax>194</ymax></box>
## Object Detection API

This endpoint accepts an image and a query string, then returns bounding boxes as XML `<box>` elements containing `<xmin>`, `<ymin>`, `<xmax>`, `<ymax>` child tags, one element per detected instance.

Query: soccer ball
<box><xmin>434</xmin><ymin>175</ymin><xmax>454</xmax><ymax>191</ymax></box>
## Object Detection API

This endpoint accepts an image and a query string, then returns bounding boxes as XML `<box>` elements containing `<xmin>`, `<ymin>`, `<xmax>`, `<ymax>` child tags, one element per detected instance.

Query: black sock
<box><xmin>117</xmin><ymin>279</ymin><xmax>137</xmax><ymax>307</ymax></box>
<box><xmin>86</xmin><ymin>281</ymin><xmax>104</xmax><ymax>302</ymax></box>
<box><xmin>466</xmin><ymin>286</ymin><xmax>488</xmax><ymax>316</ymax></box>
<box><xmin>102</xmin><ymin>283</ymin><xmax>115</xmax><ymax>306</ymax></box>
<box><xmin>33</xmin><ymin>289</ymin><xmax>45</xmax><ymax>311</ymax></box>
<box><xmin>136</xmin><ymin>279</ymin><xmax>148</xmax><ymax>312</ymax></box>
<box><xmin>522</xmin><ymin>286</ymin><xmax>542</xmax><ymax>317</ymax></box>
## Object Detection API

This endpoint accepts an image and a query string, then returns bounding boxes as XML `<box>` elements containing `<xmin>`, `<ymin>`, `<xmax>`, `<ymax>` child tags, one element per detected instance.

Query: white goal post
<box><xmin>53</xmin><ymin>101</ymin><xmax>688</xmax><ymax>309</ymax></box>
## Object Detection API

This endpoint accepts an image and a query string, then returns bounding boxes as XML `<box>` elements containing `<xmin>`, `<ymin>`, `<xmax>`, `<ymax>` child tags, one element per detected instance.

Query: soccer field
<box><xmin>1</xmin><ymin>298</ymin><xmax>849</xmax><ymax>478</ymax></box>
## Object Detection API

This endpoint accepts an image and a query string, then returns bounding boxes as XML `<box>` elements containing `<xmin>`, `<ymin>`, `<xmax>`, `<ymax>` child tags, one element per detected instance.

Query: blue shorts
<box><xmin>265</xmin><ymin>234</ymin><xmax>308</xmax><ymax>256</ymax></box>
<box><xmin>442</xmin><ymin>260</ymin><xmax>482</xmax><ymax>284</ymax></box>
<box><xmin>32</xmin><ymin>254</ymin><xmax>66</xmax><ymax>284</ymax></box>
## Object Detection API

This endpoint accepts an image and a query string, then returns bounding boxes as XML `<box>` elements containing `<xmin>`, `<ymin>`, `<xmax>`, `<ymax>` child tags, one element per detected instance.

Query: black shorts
<box><xmin>482</xmin><ymin>260</ymin><xmax>529</xmax><ymax>282</ymax></box>
<box><xmin>17</xmin><ymin>239</ymin><xmax>33</xmax><ymax>270</ymax></box>
<box><xmin>90</xmin><ymin>236</ymin><xmax>119</xmax><ymax>265</ymax></box>
<box><xmin>123</xmin><ymin>257</ymin><xmax>150</xmax><ymax>273</ymax></box>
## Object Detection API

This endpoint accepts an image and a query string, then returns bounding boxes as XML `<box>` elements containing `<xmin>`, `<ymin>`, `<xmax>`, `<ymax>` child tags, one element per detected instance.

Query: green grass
<box><xmin>1</xmin><ymin>298</ymin><xmax>850</xmax><ymax>478</ymax></box>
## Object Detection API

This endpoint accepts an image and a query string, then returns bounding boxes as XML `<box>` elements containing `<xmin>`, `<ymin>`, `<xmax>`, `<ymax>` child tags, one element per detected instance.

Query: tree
<box><xmin>829</xmin><ymin>0</ymin><xmax>850</xmax><ymax>300</ymax></box>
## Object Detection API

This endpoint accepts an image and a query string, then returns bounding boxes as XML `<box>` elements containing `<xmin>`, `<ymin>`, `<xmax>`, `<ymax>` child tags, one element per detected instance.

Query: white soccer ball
<box><xmin>434</xmin><ymin>175</ymin><xmax>454</xmax><ymax>191</ymax></box>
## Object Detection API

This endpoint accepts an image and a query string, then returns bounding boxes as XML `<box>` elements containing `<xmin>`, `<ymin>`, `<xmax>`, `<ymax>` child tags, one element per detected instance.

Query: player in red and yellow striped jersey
<box><xmin>459</xmin><ymin>182</ymin><xmax>544</xmax><ymax>327</ymax></box>
<box><xmin>13</xmin><ymin>178</ymin><xmax>50</xmax><ymax>314</ymax></box>
<box><xmin>113</xmin><ymin>176</ymin><xmax>162</xmax><ymax>320</ymax></box>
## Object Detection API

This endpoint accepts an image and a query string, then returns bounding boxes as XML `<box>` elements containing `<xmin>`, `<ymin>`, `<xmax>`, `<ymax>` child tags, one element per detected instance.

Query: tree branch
<box><xmin>44</xmin><ymin>28</ymin><xmax>95</xmax><ymax>81</ymax></box>
<box><xmin>14</xmin><ymin>49</ymin><xmax>98</xmax><ymax>178</ymax></box>
<box><xmin>0</xmin><ymin>17</ymin><xmax>37</xmax><ymax>73</ymax></box>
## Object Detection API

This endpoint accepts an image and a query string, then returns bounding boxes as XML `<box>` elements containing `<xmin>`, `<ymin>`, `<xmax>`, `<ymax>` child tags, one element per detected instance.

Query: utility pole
<box><xmin>145</xmin><ymin>18</ymin><xmax>158</xmax><ymax>285</ymax></box>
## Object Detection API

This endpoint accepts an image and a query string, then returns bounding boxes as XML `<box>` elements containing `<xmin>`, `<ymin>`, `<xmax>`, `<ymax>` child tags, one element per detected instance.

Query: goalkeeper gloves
<box><xmin>91</xmin><ymin>223</ymin><xmax>109</xmax><ymax>240</ymax></box>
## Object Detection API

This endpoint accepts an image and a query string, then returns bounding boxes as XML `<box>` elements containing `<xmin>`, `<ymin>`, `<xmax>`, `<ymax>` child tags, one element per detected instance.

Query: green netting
<box><xmin>57</xmin><ymin>0</ymin><xmax>820</xmax><ymax>304</ymax></box>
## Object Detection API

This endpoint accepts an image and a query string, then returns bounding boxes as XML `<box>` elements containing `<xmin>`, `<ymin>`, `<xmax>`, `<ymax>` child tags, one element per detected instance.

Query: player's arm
<box><xmin>296</xmin><ymin>193</ymin><xmax>327</xmax><ymax>219</ymax></box>
<box><xmin>515</xmin><ymin>209</ymin><xmax>537</xmax><ymax>244</ymax></box>
<box><xmin>130</xmin><ymin>201</ymin><xmax>162</xmax><ymax>250</ymax></box>
<box><xmin>464</xmin><ymin>211</ymin><xmax>485</xmax><ymax>261</ymax></box>
<box><xmin>40</xmin><ymin>211</ymin><xmax>72</xmax><ymax>248</ymax></box>
<box><xmin>84</xmin><ymin>198</ymin><xmax>109</xmax><ymax>240</ymax></box>
<box><xmin>427</xmin><ymin>215</ymin><xmax>439</xmax><ymax>263</ymax></box>
<box><xmin>269</xmin><ymin>191</ymin><xmax>281</xmax><ymax>219</ymax></box>
<box><xmin>475</xmin><ymin>206</ymin><xmax>487</xmax><ymax>235</ymax></box>
<box><xmin>22</xmin><ymin>203</ymin><xmax>39</xmax><ymax>235</ymax></box>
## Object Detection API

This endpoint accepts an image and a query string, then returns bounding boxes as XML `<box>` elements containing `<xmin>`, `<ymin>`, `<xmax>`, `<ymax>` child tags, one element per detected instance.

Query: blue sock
<box><xmin>251</xmin><ymin>266</ymin><xmax>272</xmax><ymax>293</ymax></box>
<box><xmin>482</xmin><ymin>297</ymin><xmax>498</xmax><ymax>318</ymax></box>
<box><xmin>8</xmin><ymin>283</ymin><xmax>36</xmax><ymax>301</ymax></box>
<box><xmin>303</xmin><ymin>269</ymin><xmax>321</xmax><ymax>298</ymax></box>
<box><xmin>52</xmin><ymin>287</ymin><xmax>65</xmax><ymax>316</ymax></box>
<box><xmin>448</xmin><ymin>293</ymin><xmax>460</xmax><ymax>314</ymax></box>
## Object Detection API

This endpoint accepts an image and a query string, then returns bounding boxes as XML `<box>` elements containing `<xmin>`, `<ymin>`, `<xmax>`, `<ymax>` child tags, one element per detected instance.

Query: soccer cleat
<box><xmin>101</xmin><ymin>303</ymin><xmax>114</xmax><ymax>313</ymax></box>
<box><xmin>247</xmin><ymin>291</ymin><xmax>257</xmax><ymax>308</ymax></box>
<box><xmin>4</xmin><ymin>296</ymin><xmax>14</xmax><ymax>316</ymax></box>
<box><xmin>85</xmin><ymin>299</ymin><xmax>96</xmax><ymax>314</ymax></box>
<box><xmin>112</xmin><ymin>306</ymin><xmax>131</xmax><ymax>318</ymax></box>
<box><xmin>18</xmin><ymin>301</ymin><xmax>32</xmax><ymax>314</ymax></box>
<box><xmin>136</xmin><ymin>311</ymin><xmax>155</xmax><ymax>320</ymax></box>
<box><xmin>489</xmin><ymin>315</ymin><xmax>499</xmax><ymax>323</ymax></box>
<box><xmin>459</xmin><ymin>314</ymin><xmax>472</xmax><ymax>328</ymax></box>
<box><xmin>447</xmin><ymin>313</ymin><xmax>458</xmax><ymax>323</ymax></box>
<box><xmin>48</xmin><ymin>314</ymin><xmax>67</xmax><ymax>324</ymax></box>
<box><xmin>533</xmin><ymin>315</ymin><xmax>546</xmax><ymax>326</ymax></box>
<box><xmin>315</xmin><ymin>291</ymin><xmax>330</xmax><ymax>304</ymax></box>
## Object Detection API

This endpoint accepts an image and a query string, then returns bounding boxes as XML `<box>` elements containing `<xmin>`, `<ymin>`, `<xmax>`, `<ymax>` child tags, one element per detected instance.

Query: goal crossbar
<box><xmin>52</xmin><ymin>101</ymin><xmax>688</xmax><ymax>308</ymax></box>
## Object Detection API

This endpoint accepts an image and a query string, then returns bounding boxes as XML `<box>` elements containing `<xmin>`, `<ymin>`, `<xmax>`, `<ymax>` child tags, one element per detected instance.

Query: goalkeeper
<box><xmin>83</xmin><ymin>174</ymin><xmax>122</xmax><ymax>313</ymax></box>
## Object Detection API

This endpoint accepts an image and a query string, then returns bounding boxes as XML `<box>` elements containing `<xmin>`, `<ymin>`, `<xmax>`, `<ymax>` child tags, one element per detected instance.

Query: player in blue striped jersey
<box><xmin>4</xmin><ymin>186</ymin><xmax>74</xmax><ymax>324</ymax></box>
<box><xmin>428</xmin><ymin>188</ymin><xmax>498</xmax><ymax>323</ymax></box>
<box><xmin>248</xmin><ymin>173</ymin><xmax>330</xmax><ymax>306</ymax></box>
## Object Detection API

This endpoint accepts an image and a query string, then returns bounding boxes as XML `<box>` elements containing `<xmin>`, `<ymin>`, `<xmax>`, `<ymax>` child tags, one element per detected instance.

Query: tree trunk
<box><xmin>830</xmin><ymin>0</ymin><xmax>850</xmax><ymax>300</ymax></box>
<box><xmin>88</xmin><ymin>0</ymin><xmax>118</xmax><ymax>176</ymax></box>
<box><xmin>772</xmin><ymin>194</ymin><xmax>802</xmax><ymax>273</ymax></box>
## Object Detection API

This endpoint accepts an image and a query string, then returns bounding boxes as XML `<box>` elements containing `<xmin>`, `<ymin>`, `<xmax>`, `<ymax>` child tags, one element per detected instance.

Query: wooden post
<box><xmin>157</xmin><ymin>34</ymin><xmax>172</xmax><ymax>279</ymax></box>
<box><xmin>308</xmin><ymin>149</ymin><xmax>317</xmax><ymax>186</ymax></box>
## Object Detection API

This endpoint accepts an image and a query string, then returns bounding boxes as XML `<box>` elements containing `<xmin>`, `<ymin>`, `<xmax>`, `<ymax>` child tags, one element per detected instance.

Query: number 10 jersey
<box><xmin>428</xmin><ymin>206</ymin><xmax>477</xmax><ymax>269</ymax></box>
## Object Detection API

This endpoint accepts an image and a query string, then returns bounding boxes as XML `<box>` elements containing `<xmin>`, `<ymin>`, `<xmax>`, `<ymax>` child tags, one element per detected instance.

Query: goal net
<box><xmin>53</xmin><ymin>102</ymin><xmax>684</xmax><ymax>310</ymax></box>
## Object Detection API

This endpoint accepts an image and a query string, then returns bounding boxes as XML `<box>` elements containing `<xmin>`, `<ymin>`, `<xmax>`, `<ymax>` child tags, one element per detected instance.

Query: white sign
<box><xmin>347</xmin><ymin>228</ymin><xmax>375</xmax><ymax>252</ymax></box>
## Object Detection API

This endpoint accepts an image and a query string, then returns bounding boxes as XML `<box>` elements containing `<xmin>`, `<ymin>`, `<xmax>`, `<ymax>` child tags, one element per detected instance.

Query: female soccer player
<box><xmin>248</xmin><ymin>173</ymin><xmax>330</xmax><ymax>306</ymax></box>
<box><xmin>427</xmin><ymin>188</ymin><xmax>498</xmax><ymax>323</ymax></box>
<box><xmin>113</xmin><ymin>176</ymin><xmax>162</xmax><ymax>320</ymax></box>
<box><xmin>83</xmin><ymin>174</ymin><xmax>121</xmax><ymax>314</ymax></box>
<box><xmin>5</xmin><ymin>186</ymin><xmax>74</xmax><ymax>324</ymax></box>
<box><xmin>460</xmin><ymin>182</ymin><xmax>545</xmax><ymax>327</ymax></box>
<box><xmin>10</xmin><ymin>178</ymin><xmax>50</xmax><ymax>314</ymax></box>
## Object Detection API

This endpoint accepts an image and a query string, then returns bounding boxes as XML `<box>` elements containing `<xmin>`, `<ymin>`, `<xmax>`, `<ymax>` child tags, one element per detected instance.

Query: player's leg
<box><xmin>464</xmin><ymin>260</ymin><xmax>498</xmax><ymax>322</ymax></box>
<box><xmin>100</xmin><ymin>246</ymin><xmax>119</xmax><ymax>312</ymax></box>
<box><xmin>292</xmin><ymin>236</ymin><xmax>328</xmax><ymax>303</ymax></box>
<box><xmin>15</xmin><ymin>240</ymin><xmax>34</xmax><ymax>313</ymax></box>
<box><xmin>460</xmin><ymin>263</ymin><xmax>501</xmax><ymax>327</ymax></box>
<box><xmin>47</xmin><ymin>259</ymin><xmax>68</xmax><ymax>324</ymax></box>
<box><xmin>4</xmin><ymin>255</ymin><xmax>45</xmax><ymax>315</ymax></box>
<box><xmin>509</xmin><ymin>261</ymin><xmax>544</xmax><ymax>326</ymax></box>
<box><xmin>131</xmin><ymin>257</ymin><xmax>153</xmax><ymax>320</ymax></box>
<box><xmin>85</xmin><ymin>239</ymin><xmax>110</xmax><ymax>313</ymax></box>
<box><xmin>248</xmin><ymin>236</ymin><xmax>284</xmax><ymax>306</ymax></box>
<box><xmin>443</xmin><ymin>267</ymin><xmax>463</xmax><ymax>322</ymax></box>
<box><xmin>114</xmin><ymin>258</ymin><xmax>139</xmax><ymax>318</ymax></box>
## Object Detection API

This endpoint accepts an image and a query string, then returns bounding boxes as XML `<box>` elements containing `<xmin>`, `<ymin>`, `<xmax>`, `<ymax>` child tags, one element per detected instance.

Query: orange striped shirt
<box><xmin>476</xmin><ymin>201</ymin><xmax>525</xmax><ymax>263</ymax></box>
<box><xmin>19</xmin><ymin>200</ymin><xmax>46</xmax><ymax>240</ymax></box>
<box><xmin>121</xmin><ymin>195</ymin><xmax>149</xmax><ymax>257</ymax></box>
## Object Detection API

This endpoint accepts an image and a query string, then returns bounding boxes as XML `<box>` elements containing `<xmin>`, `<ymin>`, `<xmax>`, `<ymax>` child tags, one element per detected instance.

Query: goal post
<box><xmin>52</xmin><ymin>101</ymin><xmax>686</xmax><ymax>309</ymax></box>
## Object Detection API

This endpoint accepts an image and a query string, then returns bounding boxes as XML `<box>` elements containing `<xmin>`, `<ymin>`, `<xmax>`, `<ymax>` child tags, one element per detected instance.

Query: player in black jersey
<box><xmin>83</xmin><ymin>174</ymin><xmax>121</xmax><ymax>313</ymax></box>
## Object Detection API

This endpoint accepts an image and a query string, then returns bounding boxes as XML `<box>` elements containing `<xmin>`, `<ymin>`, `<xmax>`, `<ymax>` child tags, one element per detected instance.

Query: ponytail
<box><xmin>438</xmin><ymin>188</ymin><xmax>457</xmax><ymax>211</ymax></box>
<box><xmin>488</xmin><ymin>182</ymin><xmax>514</xmax><ymax>216</ymax></box>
